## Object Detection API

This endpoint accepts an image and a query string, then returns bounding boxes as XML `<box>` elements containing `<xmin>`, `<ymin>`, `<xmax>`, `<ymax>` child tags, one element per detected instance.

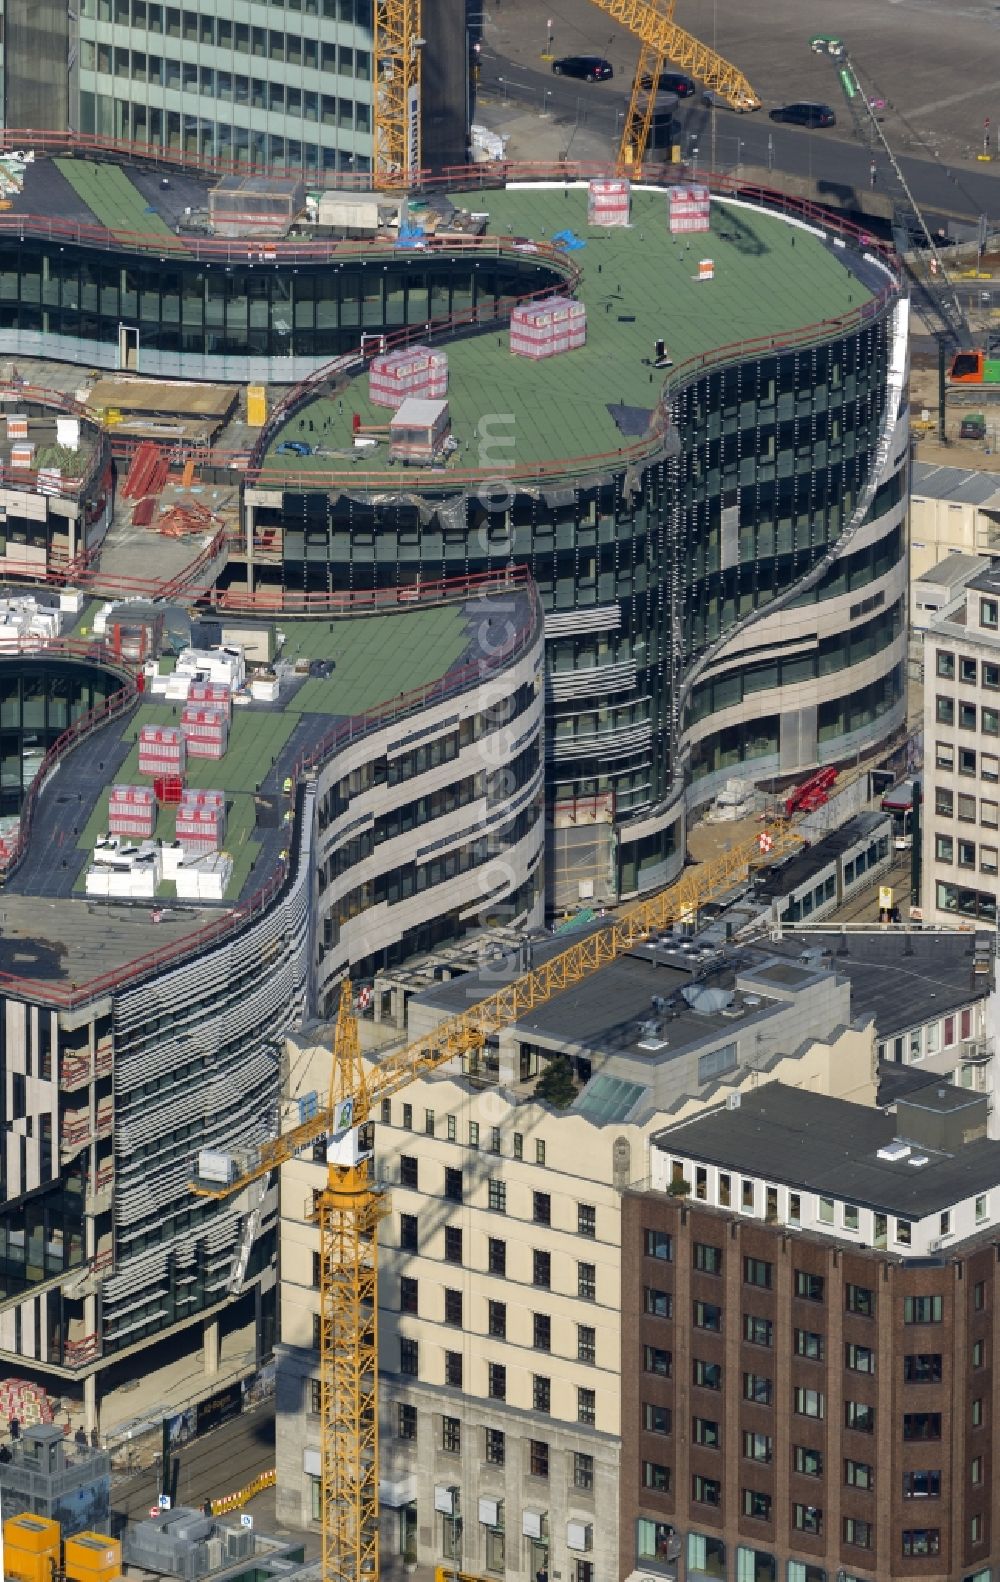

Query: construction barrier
<box><xmin>209</xmin><ymin>1468</ymin><xmax>276</xmax><ymax>1516</ymax></box>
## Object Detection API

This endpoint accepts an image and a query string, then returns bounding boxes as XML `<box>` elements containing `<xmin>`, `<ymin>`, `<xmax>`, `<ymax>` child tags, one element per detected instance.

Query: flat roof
<box><xmin>264</xmin><ymin>184</ymin><xmax>879</xmax><ymax>480</ymax></box>
<box><xmin>654</xmin><ymin>1083</ymin><xmax>1000</xmax><ymax>1218</ymax></box>
<box><xmin>911</xmin><ymin>460</ymin><xmax>1000</xmax><ymax>507</ymax></box>
<box><xmin>0</xmin><ymin>592</ymin><xmax>525</xmax><ymax>995</ymax></box>
<box><xmin>915</xmin><ymin>551</ymin><xmax>989</xmax><ymax>588</ymax></box>
<box><xmin>757</xmin><ymin>929</ymin><xmax>992</xmax><ymax>1038</ymax></box>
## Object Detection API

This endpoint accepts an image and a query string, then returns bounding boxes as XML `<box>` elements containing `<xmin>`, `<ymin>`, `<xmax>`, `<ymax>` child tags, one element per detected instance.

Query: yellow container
<box><xmin>64</xmin><ymin>1533</ymin><xmax>121</xmax><ymax>1582</ymax></box>
<box><xmin>246</xmin><ymin>385</ymin><xmax>267</xmax><ymax>427</ymax></box>
<box><xmin>3</xmin><ymin>1516</ymin><xmax>60</xmax><ymax>1556</ymax></box>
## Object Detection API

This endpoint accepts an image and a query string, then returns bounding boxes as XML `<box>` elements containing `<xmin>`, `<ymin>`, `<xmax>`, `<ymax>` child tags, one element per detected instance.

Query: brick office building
<box><xmin>621</xmin><ymin>1083</ymin><xmax>998</xmax><ymax>1582</ymax></box>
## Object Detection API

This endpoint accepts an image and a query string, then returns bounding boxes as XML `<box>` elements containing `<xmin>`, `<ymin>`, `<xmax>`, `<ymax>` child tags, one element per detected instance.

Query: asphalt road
<box><xmin>477</xmin><ymin>49</ymin><xmax>998</xmax><ymax>230</ymax></box>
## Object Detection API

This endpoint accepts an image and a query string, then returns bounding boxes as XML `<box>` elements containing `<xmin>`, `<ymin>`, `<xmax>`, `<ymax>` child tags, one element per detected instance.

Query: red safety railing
<box><xmin>0</xmin><ymin>566</ymin><xmax>538</xmax><ymax>1006</ymax></box>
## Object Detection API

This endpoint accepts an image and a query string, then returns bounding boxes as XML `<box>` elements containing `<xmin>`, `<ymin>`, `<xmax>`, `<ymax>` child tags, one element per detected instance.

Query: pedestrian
<box><xmin>90</xmin><ymin>1427</ymin><xmax>99</xmax><ymax>1449</ymax></box>
<box><xmin>0</xmin><ymin>1444</ymin><xmax>10</xmax><ymax>1463</ymax></box>
<box><xmin>9</xmin><ymin>1414</ymin><xmax>19</xmax><ymax>1440</ymax></box>
<box><xmin>74</xmin><ymin>1426</ymin><xmax>88</xmax><ymax>1449</ymax></box>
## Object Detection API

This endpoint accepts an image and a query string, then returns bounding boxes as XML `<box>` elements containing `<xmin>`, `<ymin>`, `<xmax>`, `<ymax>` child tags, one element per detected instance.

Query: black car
<box><xmin>551</xmin><ymin>55</ymin><xmax>613</xmax><ymax>82</ymax></box>
<box><xmin>768</xmin><ymin>101</ymin><xmax>836</xmax><ymax>128</ymax></box>
<box><xmin>641</xmin><ymin>69</ymin><xmax>696</xmax><ymax>97</ymax></box>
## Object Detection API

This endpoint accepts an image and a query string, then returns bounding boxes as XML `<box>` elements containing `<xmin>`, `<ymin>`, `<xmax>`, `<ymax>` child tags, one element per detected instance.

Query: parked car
<box><xmin>768</xmin><ymin>101</ymin><xmax>836</xmax><ymax>128</ymax></box>
<box><xmin>551</xmin><ymin>55</ymin><xmax>613</xmax><ymax>82</ymax></box>
<box><xmin>641</xmin><ymin>69</ymin><xmax>696</xmax><ymax>97</ymax></box>
<box><xmin>276</xmin><ymin>440</ymin><xmax>312</xmax><ymax>457</ymax></box>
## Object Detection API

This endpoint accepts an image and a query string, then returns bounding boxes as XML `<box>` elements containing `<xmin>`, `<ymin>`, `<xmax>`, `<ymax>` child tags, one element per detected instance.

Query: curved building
<box><xmin>245</xmin><ymin>178</ymin><xmax>909</xmax><ymax>907</ymax></box>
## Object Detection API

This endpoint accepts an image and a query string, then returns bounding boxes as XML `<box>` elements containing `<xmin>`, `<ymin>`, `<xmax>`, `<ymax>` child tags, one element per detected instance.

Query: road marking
<box><xmin>900</xmin><ymin>83</ymin><xmax>998</xmax><ymax>120</ymax></box>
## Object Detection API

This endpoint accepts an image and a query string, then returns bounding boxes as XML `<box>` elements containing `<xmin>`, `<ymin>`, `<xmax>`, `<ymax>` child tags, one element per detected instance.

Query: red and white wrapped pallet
<box><xmin>108</xmin><ymin>783</ymin><xmax>156</xmax><ymax>839</ymax></box>
<box><xmin>138</xmin><ymin>723</ymin><xmax>186</xmax><ymax>776</ymax></box>
<box><xmin>188</xmin><ymin>680</ymin><xmax>232</xmax><ymax>718</ymax></box>
<box><xmin>588</xmin><ymin>177</ymin><xmax>631</xmax><ymax>227</ymax></box>
<box><xmin>510</xmin><ymin>297</ymin><xmax>587</xmax><ymax>360</ymax></box>
<box><xmin>667</xmin><ymin>183</ymin><xmax>711</xmax><ymax>234</ymax></box>
<box><xmin>369</xmin><ymin>344</ymin><xmax>449</xmax><ymax>409</ymax></box>
<box><xmin>180</xmin><ymin>704</ymin><xmax>229</xmax><ymax>760</ymax></box>
<box><xmin>176</xmin><ymin>788</ymin><xmax>226</xmax><ymax>852</ymax></box>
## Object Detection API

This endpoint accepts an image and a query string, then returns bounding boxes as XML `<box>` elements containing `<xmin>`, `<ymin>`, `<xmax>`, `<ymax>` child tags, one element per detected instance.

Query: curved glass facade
<box><xmin>0</xmin><ymin>658</ymin><xmax>120</xmax><ymax>816</ymax></box>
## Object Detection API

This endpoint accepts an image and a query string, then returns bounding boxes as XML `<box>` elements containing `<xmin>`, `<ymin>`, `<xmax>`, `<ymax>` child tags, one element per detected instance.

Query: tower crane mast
<box><xmin>191</xmin><ymin>823</ymin><xmax>801</xmax><ymax>1582</ymax></box>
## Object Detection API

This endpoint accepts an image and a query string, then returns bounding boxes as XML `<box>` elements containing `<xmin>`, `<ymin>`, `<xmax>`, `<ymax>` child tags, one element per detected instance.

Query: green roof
<box><xmin>266</xmin><ymin>186</ymin><xmax>875</xmax><ymax>483</ymax></box>
<box><xmin>74</xmin><ymin>603</ymin><xmax>470</xmax><ymax>902</ymax></box>
<box><xmin>55</xmin><ymin>158</ymin><xmax>182</xmax><ymax>246</ymax></box>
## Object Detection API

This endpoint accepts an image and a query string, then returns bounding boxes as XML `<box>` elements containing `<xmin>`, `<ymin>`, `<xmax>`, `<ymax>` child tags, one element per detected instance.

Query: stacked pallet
<box><xmin>188</xmin><ymin>680</ymin><xmax>232</xmax><ymax>718</ymax></box>
<box><xmin>180</xmin><ymin>704</ymin><xmax>229</xmax><ymax>760</ymax></box>
<box><xmin>369</xmin><ymin>344</ymin><xmax>448</xmax><ymax>409</ymax></box>
<box><xmin>587</xmin><ymin>177</ymin><xmax>630</xmax><ymax>226</ymax></box>
<box><xmin>138</xmin><ymin>723</ymin><xmax>186</xmax><ymax>776</ymax></box>
<box><xmin>667</xmin><ymin>183</ymin><xmax>710</xmax><ymax>233</ymax></box>
<box><xmin>108</xmin><ymin>784</ymin><xmax>156</xmax><ymax>839</ymax></box>
<box><xmin>175</xmin><ymin>788</ymin><xmax>226</xmax><ymax>852</ymax></box>
<box><xmin>0</xmin><ymin>1379</ymin><xmax>55</xmax><ymax>1427</ymax></box>
<box><xmin>510</xmin><ymin>297</ymin><xmax>587</xmax><ymax>359</ymax></box>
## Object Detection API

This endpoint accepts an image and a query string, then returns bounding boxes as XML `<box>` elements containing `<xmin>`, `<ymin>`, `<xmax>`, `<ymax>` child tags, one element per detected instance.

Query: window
<box><xmin>693</xmin><ymin>1475</ymin><xmax>721</xmax><ymax>1506</ymax></box>
<box><xmin>844</xmin><ymin>1400</ymin><xmax>874</xmax><ymax>1433</ymax></box>
<box><xmin>959</xmin><ymin>840</ymin><xmax>976</xmax><ymax>868</ymax></box>
<box><xmin>795</xmin><ymin>1445</ymin><xmax>823</xmax><ymax>1478</ymax></box>
<box><xmin>902</xmin><ymin>1531</ymin><xmax>940</xmax><ymax>1557</ymax></box>
<box><xmin>444</xmin><ymin>1167</ymin><xmax>463</xmax><ymax>1203</ymax></box>
<box><xmin>397</xmin><ymin>1402</ymin><xmax>416</xmax><ymax>1440</ymax></box>
<box><xmin>744</xmin><ymin>1257</ymin><xmax>772</xmax><ymax>1289</ymax></box>
<box><xmin>903</xmin><ymin>1412</ymin><xmax>942</xmax><ymax>1440</ymax></box>
<box><xmin>742</xmin><ymin>1179</ymin><xmax>755</xmax><ymax>1210</ymax></box>
<box><xmin>528</xmin><ymin>1439</ymin><xmax>548</xmax><ymax>1478</ymax></box>
<box><xmin>845</xmin><ymin>1343</ymin><xmax>875</xmax><ymax>1374</ymax></box>
<box><xmin>695</xmin><ymin>1241</ymin><xmax>723</xmax><ymax>1275</ymax></box>
<box><xmin>312</xmin><ymin>1314</ymin><xmax>322</xmax><ymax>1350</ymax></box>
<box><xmin>795</xmin><ymin>1270</ymin><xmax>824</xmax><ymax>1302</ymax></box>
<box><xmin>488</xmin><ymin>1363</ymin><xmax>506</xmax><ymax>1400</ymax></box>
<box><xmin>795</xmin><ymin>1330</ymin><xmax>824</xmax><ymax>1361</ymax></box>
<box><xmin>793</xmin><ymin>1506</ymin><xmax>823</xmax><ymax>1536</ymax></box>
<box><xmin>845</xmin><ymin>1458</ymin><xmax>873</xmax><ymax>1490</ymax></box>
<box><xmin>904</xmin><ymin>1294</ymin><xmax>943</xmax><ymax>1324</ymax></box>
<box><xmin>936</xmin><ymin>741</ymin><xmax>954</xmax><ymax>771</ymax></box>
<box><xmin>693</xmin><ymin>1416</ymin><xmax>721</xmax><ymax>1447</ymax></box>
<box><xmin>960</xmin><ymin>746</ymin><xmax>978</xmax><ymax>776</ymax></box>
<box><xmin>902</xmin><ymin>1469</ymin><xmax>940</xmax><ymax>1498</ymax></box>
<box><xmin>533</xmin><ymin>1314</ymin><xmax>551</xmax><ymax>1352</ymax></box>
<box><xmin>720</xmin><ymin>1173</ymin><xmax>732</xmax><ymax>1207</ymax></box>
<box><xmin>644</xmin><ymin>1403</ymin><xmax>672</xmax><ymax>1435</ymax></box>
<box><xmin>446</xmin><ymin>1114</ymin><xmax>456</xmax><ymax>1142</ymax></box>
<box><xmin>970</xmin><ymin>1514</ymin><xmax>984</xmax><ymax>1544</ymax></box>
<box><xmin>986</xmin><ymin>661</ymin><xmax>1000</xmax><ymax>689</ymax></box>
<box><xmin>645</xmin><ymin>1346</ymin><xmax>672</xmax><ymax>1377</ymax></box>
<box><xmin>981</xmin><ymin>597</ymin><xmax>999</xmax><ymax>629</ymax></box>
<box><xmin>485</xmin><ymin>1427</ymin><xmax>505</xmax><ymax>1465</ymax></box>
<box><xmin>533</xmin><ymin>1376</ymin><xmax>550</xmax><ymax>1414</ymax></box>
<box><xmin>904</xmin><ymin>1353</ymin><xmax>942</xmax><ymax>1384</ymax></box>
<box><xmin>488</xmin><ymin>1178</ymin><xmax>507</xmax><ymax>1213</ymax></box>
<box><xmin>642</xmin><ymin>1461</ymin><xmax>670</xmax><ymax>1492</ymax></box>
<box><xmin>842</xmin><ymin>1203</ymin><xmax>859</xmax><ymax>1232</ymax></box>
<box><xmin>468</xmin><ymin>1122</ymin><xmax>479</xmax><ymax>1149</ymax></box>
<box><xmin>972</xmin><ymin>1339</ymin><xmax>985</xmax><ymax>1368</ymax></box>
<box><xmin>897</xmin><ymin>1218</ymin><xmax>912</xmax><ymax>1245</ymax></box>
<box><xmin>743</xmin><ymin>1489</ymin><xmax>771</xmax><ymax>1521</ymax></box>
<box><xmin>984</xmin><ymin>800</ymin><xmax>1000</xmax><ymax>828</ymax></box>
<box><xmin>744</xmin><ymin>1314</ymin><xmax>773</xmax><ymax>1347</ymax></box>
<box><xmin>489</xmin><ymin>1126</ymin><xmax>501</xmax><ymax>1154</ymax></box>
<box><xmin>574</xmin><ymin>1452</ymin><xmax>594</xmax><ymax>1490</ymax></box>
<box><xmin>744</xmin><ymin>1373</ymin><xmax>772</xmax><ymax>1405</ymax></box>
<box><xmin>644</xmin><ymin>1228</ymin><xmax>672</xmax><ymax>1260</ymax></box>
<box><xmin>535</xmin><ymin>1139</ymin><xmax>546</xmax><ymax>1165</ymax></box>
<box><xmin>488</xmin><ymin>1238</ymin><xmax>506</xmax><ymax>1276</ymax></box>
<box><xmin>937</xmin><ymin>650</ymin><xmax>955</xmax><ymax>677</ymax></box>
<box><xmin>974</xmin><ymin>1279</ymin><xmax>987</xmax><ymax>1310</ymax></box>
<box><xmin>400</xmin><ymin>1276</ymin><xmax>418</xmax><ymax>1315</ymax></box>
<box><xmin>578</xmin><ymin>1262</ymin><xmax>596</xmax><ymax>1300</ymax></box>
<box><xmin>308</xmin><ymin>1378</ymin><xmax>322</xmax><ymax>1415</ymax></box>
<box><xmin>985</xmin><ymin>753</ymin><xmax>1000</xmax><ymax>783</ymax></box>
<box><xmin>444</xmin><ymin>1227</ymin><xmax>463</xmax><ymax>1265</ymax></box>
<box><xmin>961</xmin><ymin>654</ymin><xmax>979</xmax><ymax>684</ymax></box>
<box><xmin>743</xmin><ymin>1431</ymin><xmax>772</xmax><ymax>1463</ymax></box>
<box><xmin>693</xmin><ymin>1358</ymin><xmax>721</xmax><ymax>1390</ymax></box>
<box><xmin>442</xmin><ymin>1416</ymin><xmax>461</xmax><ymax>1454</ymax></box>
<box><xmin>381</xmin><ymin>1099</ymin><xmax>392</xmax><ymax>1126</ymax></box>
<box><xmin>971</xmin><ymin>1396</ymin><xmax>984</xmax><ymax>1426</ymax></box>
<box><xmin>578</xmin><ymin>1324</ymin><xmax>596</xmax><ymax>1364</ymax></box>
<box><xmin>645</xmin><ymin>1287</ymin><xmax>672</xmax><ymax>1318</ymax></box>
<box><xmin>694</xmin><ymin>1301</ymin><xmax>722</xmax><ymax>1332</ymax></box>
<box><xmin>794</xmin><ymin>1388</ymin><xmax>824</xmax><ymax>1419</ymax></box>
<box><xmin>400</xmin><ymin>1338</ymin><xmax>418</xmax><ymax>1377</ymax></box>
<box><xmin>533</xmin><ymin>1191</ymin><xmax>551</xmax><ymax>1225</ymax></box>
<box><xmin>488</xmin><ymin>1300</ymin><xmax>506</xmax><ymax>1339</ymax></box>
<box><xmin>444</xmin><ymin>1351</ymin><xmax>462</xmax><ymax>1388</ymax></box>
<box><xmin>400</xmin><ymin>1155</ymin><xmax>418</xmax><ymax>1189</ymax></box>
<box><xmin>788</xmin><ymin>1192</ymin><xmax>801</xmax><ymax>1224</ymax></box>
<box><xmin>981</xmin><ymin>846</ymin><xmax>998</xmax><ymax>874</ymax></box>
<box><xmin>698</xmin><ymin>1042</ymin><xmax>737</xmax><ymax>1084</ymax></box>
<box><xmin>937</xmin><ymin>834</ymin><xmax>955</xmax><ymax>863</ymax></box>
<box><xmin>400</xmin><ymin>1214</ymin><xmax>418</xmax><ymax>1252</ymax></box>
<box><xmin>424</xmin><ymin>1109</ymin><xmax>435</xmax><ymax>1136</ymax></box>
<box><xmin>787</xmin><ymin>1566</ymin><xmax>825</xmax><ymax>1582</ymax></box>
<box><xmin>578</xmin><ymin>1203</ymin><xmax>596</xmax><ymax>1238</ymax></box>
<box><xmin>513</xmin><ymin>1132</ymin><xmax>523</xmax><ymax>1159</ymax></box>
<box><xmin>961</xmin><ymin>701</ymin><xmax>979</xmax><ymax>730</ymax></box>
<box><xmin>444</xmin><ymin>1289</ymin><xmax>462</xmax><ymax>1327</ymax></box>
<box><xmin>843</xmin><ymin>1518</ymin><xmax>872</xmax><ymax>1549</ymax></box>
<box><xmin>971</xmin><ymin>1454</ymin><xmax>983</xmax><ymax>1486</ymax></box>
<box><xmin>846</xmin><ymin>1283</ymin><xmax>875</xmax><ymax>1317</ymax></box>
<box><xmin>936</xmin><ymin>695</ymin><xmax>955</xmax><ymax>725</ymax></box>
<box><xmin>959</xmin><ymin>792</ymin><xmax>978</xmax><ymax>821</ymax></box>
<box><xmin>533</xmin><ymin>1250</ymin><xmax>550</xmax><ymax>1288</ymax></box>
<box><xmin>935</xmin><ymin>786</ymin><xmax>954</xmax><ymax>817</ymax></box>
<box><xmin>402</xmin><ymin>1103</ymin><xmax>412</xmax><ymax>1129</ymax></box>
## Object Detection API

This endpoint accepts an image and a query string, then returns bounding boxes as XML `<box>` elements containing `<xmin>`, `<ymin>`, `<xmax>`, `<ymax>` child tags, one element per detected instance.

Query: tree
<box><xmin>533</xmin><ymin>1054</ymin><xmax>576</xmax><ymax>1109</ymax></box>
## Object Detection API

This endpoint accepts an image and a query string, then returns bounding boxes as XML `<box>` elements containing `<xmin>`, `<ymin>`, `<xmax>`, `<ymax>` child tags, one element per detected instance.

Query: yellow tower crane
<box><xmin>373</xmin><ymin>0</ymin><xmax>422</xmax><ymax>187</ymax></box>
<box><xmin>190</xmin><ymin>822</ymin><xmax>800</xmax><ymax>1582</ymax></box>
<box><xmin>586</xmin><ymin>0</ymin><xmax>761</xmax><ymax>170</ymax></box>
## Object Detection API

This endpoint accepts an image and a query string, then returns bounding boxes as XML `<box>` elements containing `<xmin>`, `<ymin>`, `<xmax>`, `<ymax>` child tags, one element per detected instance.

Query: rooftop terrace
<box><xmin>263</xmin><ymin>183</ymin><xmax>884</xmax><ymax>484</ymax></box>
